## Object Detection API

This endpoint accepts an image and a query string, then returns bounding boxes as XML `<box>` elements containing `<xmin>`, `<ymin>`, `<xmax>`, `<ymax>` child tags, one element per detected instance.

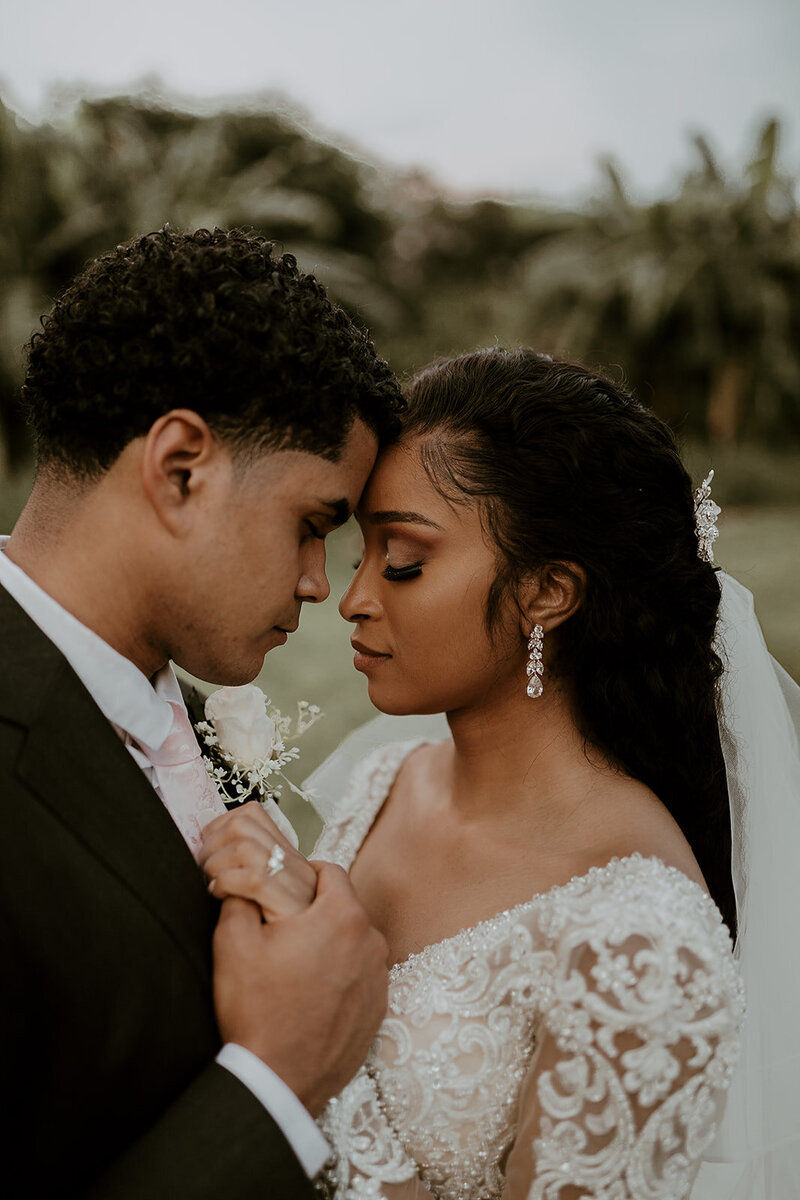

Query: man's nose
<box><xmin>297</xmin><ymin>541</ymin><xmax>331</xmax><ymax>604</ymax></box>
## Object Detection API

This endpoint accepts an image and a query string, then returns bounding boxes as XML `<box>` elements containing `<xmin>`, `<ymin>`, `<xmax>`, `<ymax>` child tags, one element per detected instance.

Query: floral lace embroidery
<box><xmin>314</xmin><ymin>745</ymin><xmax>744</xmax><ymax>1200</ymax></box>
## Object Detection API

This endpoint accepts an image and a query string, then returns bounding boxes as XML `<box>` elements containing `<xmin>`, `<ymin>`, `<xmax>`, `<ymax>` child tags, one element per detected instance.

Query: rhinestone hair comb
<box><xmin>694</xmin><ymin>470</ymin><xmax>721</xmax><ymax>563</ymax></box>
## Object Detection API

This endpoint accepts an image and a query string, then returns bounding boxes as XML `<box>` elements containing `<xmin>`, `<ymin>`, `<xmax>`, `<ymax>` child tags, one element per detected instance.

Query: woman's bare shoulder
<box><xmin>580</xmin><ymin>774</ymin><xmax>709</xmax><ymax>893</ymax></box>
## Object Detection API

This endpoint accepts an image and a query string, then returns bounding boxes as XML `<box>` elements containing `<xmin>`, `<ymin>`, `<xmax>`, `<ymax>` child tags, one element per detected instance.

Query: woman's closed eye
<box><xmin>350</xmin><ymin>555</ymin><xmax>424</xmax><ymax>580</ymax></box>
<box><xmin>383</xmin><ymin>559</ymin><xmax>423</xmax><ymax>581</ymax></box>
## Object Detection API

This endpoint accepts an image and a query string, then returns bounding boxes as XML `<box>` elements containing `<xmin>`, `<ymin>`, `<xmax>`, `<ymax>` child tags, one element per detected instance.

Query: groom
<box><xmin>0</xmin><ymin>228</ymin><xmax>402</xmax><ymax>1197</ymax></box>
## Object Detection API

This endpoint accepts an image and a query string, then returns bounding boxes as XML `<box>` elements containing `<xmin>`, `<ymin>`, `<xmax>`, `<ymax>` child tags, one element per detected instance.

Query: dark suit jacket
<box><xmin>0</xmin><ymin>584</ymin><xmax>316</xmax><ymax>1198</ymax></box>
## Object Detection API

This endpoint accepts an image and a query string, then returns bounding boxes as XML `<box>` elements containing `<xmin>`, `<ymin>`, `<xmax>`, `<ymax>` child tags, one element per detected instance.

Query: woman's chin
<box><xmin>366</xmin><ymin>683</ymin><xmax>449</xmax><ymax>718</ymax></box>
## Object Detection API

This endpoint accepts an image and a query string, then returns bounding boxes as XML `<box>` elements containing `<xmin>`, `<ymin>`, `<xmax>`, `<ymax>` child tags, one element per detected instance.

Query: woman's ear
<box><xmin>139</xmin><ymin>409</ymin><xmax>222</xmax><ymax>534</ymax></box>
<box><xmin>519</xmin><ymin>561</ymin><xmax>586</xmax><ymax>635</ymax></box>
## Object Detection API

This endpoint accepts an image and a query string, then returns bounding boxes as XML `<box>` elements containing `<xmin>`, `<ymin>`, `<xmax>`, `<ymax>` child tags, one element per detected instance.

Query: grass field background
<box><xmin>2</xmin><ymin>467</ymin><xmax>798</xmax><ymax>851</ymax></box>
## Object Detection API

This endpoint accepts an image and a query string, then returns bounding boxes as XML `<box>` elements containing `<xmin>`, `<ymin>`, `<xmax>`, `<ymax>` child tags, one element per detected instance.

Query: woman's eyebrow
<box><xmin>366</xmin><ymin>509</ymin><xmax>444</xmax><ymax>530</ymax></box>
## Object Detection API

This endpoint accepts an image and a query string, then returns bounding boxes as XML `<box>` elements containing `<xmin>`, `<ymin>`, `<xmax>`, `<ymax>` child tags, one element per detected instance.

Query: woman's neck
<box><xmin>443</xmin><ymin>678</ymin><xmax>618</xmax><ymax>833</ymax></box>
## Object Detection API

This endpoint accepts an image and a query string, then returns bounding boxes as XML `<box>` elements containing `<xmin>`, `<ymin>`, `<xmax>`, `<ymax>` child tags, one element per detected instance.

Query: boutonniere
<box><xmin>191</xmin><ymin>684</ymin><xmax>322</xmax><ymax>849</ymax></box>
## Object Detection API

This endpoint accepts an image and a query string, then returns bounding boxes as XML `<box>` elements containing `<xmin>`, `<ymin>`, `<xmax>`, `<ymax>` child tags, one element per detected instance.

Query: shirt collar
<box><xmin>0</xmin><ymin>535</ymin><xmax>179</xmax><ymax>750</ymax></box>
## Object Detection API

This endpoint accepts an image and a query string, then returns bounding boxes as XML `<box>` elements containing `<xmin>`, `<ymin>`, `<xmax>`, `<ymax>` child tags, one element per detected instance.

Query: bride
<box><xmin>204</xmin><ymin>348</ymin><xmax>799</xmax><ymax>1198</ymax></box>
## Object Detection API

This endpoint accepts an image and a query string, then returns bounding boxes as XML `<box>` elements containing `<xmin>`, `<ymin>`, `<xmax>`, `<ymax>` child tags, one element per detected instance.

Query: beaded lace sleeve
<box><xmin>313</xmin><ymin>741</ymin><xmax>428</xmax><ymax>870</ymax></box>
<box><xmin>501</xmin><ymin>863</ymin><xmax>745</xmax><ymax>1200</ymax></box>
<box><xmin>313</xmin><ymin>749</ymin><xmax>744</xmax><ymax>1200</ymax></box>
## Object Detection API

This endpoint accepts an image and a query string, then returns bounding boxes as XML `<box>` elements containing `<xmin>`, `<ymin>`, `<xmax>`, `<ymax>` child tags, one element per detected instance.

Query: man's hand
<box><xmin>200</xmin><ymin>801</ymin><xmax>317</xmax><ymax>921</ymax></box>
<box><xmin>212</xmin><ymin>862</ymin><xmax>389</xmax><ymax>1115</ymax></box>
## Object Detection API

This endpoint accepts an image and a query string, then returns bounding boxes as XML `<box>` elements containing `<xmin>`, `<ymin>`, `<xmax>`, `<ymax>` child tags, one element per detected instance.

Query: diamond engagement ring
<box><xmin>267</xmin><ymin>844</ymin><xmax>286</xmax><ymax>877</ymax></box>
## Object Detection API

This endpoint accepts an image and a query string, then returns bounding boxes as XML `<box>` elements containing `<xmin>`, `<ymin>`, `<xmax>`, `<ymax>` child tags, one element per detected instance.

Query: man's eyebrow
<box><xmin>319</xmin><ymin>498</ymin><xmax>351</xmax><ymax>527</ymax></box>
<box><xmin>366</xmin><ymin>509</ymin><xmax>444</xmax><ymax>530</ymax></box>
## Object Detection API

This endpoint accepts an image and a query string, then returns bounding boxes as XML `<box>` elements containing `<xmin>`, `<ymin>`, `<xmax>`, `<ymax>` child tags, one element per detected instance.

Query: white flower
<box><xmin>205</xmin><ymin>685</ymin><xmax>279</xmax><ymax>768</ymax></box>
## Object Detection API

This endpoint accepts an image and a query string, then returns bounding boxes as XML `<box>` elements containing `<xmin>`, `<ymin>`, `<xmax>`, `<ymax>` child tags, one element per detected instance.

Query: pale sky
<box><xmin>1</xmin><ymin>0</ymin><xmax>798</xmax><ymax>200</ymax></box>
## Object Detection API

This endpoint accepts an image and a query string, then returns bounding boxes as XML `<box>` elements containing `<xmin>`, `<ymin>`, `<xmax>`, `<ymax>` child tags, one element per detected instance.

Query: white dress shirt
<box><xmin>0</xmin><ymin>536</ymin><xmax>329</xmax><ymax>1179</ymax></box>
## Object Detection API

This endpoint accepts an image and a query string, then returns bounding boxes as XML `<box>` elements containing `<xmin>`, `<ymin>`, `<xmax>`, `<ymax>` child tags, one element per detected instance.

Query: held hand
<box><xmin>213</xmin><ymin>863</ymin><xmax>389</xmax><ymax>1115</ymax></box>
<box><xmin>199</xmin><ymin>801</ymin><xmax>316</xmax><ymax>921</ymax></box>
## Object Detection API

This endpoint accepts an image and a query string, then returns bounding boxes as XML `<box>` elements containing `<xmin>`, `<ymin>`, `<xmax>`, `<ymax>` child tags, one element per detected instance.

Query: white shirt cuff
<box><xmin>216</xmin><ymin>1042</ymin><xmax>330</xmax><ymax>1178</ymax></box>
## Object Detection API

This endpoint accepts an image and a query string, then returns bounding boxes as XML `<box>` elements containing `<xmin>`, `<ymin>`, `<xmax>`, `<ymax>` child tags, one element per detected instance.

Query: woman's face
<box><xmin>339</xmin><ymin>437</ymin><xmax>522</xmax><ymax>715</ymax></box>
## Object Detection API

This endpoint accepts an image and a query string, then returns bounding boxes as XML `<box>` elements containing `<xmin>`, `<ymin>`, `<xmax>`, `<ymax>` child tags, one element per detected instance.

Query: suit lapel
<box><xmin>0</xmin><ymin>586</ymin><xmax>217</xmax><ymax>995</ymax></box>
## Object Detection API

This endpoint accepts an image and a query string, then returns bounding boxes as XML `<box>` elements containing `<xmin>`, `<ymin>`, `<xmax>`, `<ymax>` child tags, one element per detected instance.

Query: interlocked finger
<box><xmin>203</xmin><ymin>828</ymin><xmax>317</xmax><ymax>920</ymax></box>
<box><xmin>200</xmin><ymin>800</ymin><xmax>295</xmax><ymax>867</ymax></box>
<box><xmin>208</xmin><ymin>863</ymin><xmax>315</xmax><ymax>919</ymax></box>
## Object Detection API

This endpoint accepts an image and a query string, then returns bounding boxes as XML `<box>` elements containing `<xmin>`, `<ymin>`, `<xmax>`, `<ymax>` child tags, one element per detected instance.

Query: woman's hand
<box><xmin>199</xmin><ymin>801</ymin><xmax>317</xmax><ymax>921</ymax></box>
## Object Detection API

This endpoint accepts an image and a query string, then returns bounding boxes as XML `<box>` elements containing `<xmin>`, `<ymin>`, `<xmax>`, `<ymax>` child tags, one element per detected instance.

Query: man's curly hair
<box><xmin>22</xmin><ymin>226</ymin><xmax>404</xmax><ymax>475</ymax></box>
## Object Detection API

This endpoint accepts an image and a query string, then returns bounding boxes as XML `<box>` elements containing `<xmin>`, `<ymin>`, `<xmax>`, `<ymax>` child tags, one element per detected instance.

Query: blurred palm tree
<box><xmin>0</xmin><ymin>99</ymin><xmax>62</xmax><ymax>469</ymax></box>
<box><xmin>2</xmin><ymin>99</ymin><xmax>799</xmax><ymax>470</ymax></box>
<box><xmin>521</xmin><ymin>119</ymin><xmax>800</xmax><ymax>442</ymax></box>
<box><xmin>0</xmin><ymin>93</ymin><xmax>403</xmax><ymax>469</ymax></box>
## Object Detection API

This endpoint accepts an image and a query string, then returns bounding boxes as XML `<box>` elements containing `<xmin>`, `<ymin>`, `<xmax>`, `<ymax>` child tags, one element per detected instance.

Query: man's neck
<box><xmin>6</xmin><ymin>483</ymin><xmax>167</xmax><ymax>678</ymax></box>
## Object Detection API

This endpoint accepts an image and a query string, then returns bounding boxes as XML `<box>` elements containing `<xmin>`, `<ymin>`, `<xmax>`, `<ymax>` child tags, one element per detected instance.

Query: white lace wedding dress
<box><xmin>312</xmin><ymin>741</ymin><xmax>745</xmax><ymax>1200</ymax></box>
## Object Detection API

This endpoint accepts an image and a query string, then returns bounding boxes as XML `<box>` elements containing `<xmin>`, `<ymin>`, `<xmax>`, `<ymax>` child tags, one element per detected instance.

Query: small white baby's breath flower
<box><xmin>195</xmin><ymin>683</ymin><xmax>323</xmax><ymax>829</ymax></box>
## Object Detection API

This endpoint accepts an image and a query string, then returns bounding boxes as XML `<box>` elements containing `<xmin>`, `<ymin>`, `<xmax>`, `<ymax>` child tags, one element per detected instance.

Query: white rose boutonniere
<box><xmin>194</xmin><ymin>684</ymin><xmax>322</xmax><ymax>849</ymax></box>
<box><xmin>204</xmin><ymin>686</ymin><xmax>280</xmax><ymax>765</ymax></box>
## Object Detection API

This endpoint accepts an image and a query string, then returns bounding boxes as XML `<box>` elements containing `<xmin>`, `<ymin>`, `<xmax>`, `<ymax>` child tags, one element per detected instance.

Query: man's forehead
<box><xmin>334</xmin><ymin>419</ymin><xmax>380</xmax><ymax>502</ymax></box>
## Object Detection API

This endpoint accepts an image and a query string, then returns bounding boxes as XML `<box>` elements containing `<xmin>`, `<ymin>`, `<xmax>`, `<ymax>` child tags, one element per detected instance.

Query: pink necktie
<box><xmin>139</xmin><ymin>702</ymin><xmax>228</xmax><ymax>861</ymax></box>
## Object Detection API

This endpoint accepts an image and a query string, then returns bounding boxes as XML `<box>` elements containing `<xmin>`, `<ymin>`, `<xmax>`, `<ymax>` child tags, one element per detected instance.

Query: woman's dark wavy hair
<box><xmin>22</xmin><ymin>226</ymin><xmax>404</xmax><ymax>476</ymax></box>
<box><xmin>404</xmin><ymin>347</ymin><xmax>735</xmax><ymax>935</ymax></box>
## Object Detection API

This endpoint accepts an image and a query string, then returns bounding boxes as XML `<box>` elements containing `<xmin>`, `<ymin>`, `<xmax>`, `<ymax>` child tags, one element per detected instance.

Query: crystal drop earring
<box><xmin>526</xmin><ymin>625</ymin><xmax>544</xmax><ymax>699</ymax></box>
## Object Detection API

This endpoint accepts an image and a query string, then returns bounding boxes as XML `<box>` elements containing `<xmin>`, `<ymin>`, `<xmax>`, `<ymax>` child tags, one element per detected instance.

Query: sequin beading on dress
<box><xmin>313</xmin><ymin>742</ymin><xmax>744</xmax><ymax>1200</ymax></box>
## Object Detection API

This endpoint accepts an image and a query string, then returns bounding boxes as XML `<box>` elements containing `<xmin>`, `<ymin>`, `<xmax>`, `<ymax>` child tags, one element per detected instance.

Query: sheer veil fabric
<box><xmin>692</xmin><ymin>574</ymin><xmax>800</xmax><ymax>1198</ymax></box>
<box><xmin>305</xmin><ymin>573</ymin><xmax>800</xmax><ymax>1197</ymax></box>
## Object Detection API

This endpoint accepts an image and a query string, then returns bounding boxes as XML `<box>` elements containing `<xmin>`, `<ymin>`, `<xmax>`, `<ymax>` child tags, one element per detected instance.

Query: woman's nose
<box><xmin>339</xmin><ymin>567</ymin><xmax>381</xmax><ymax>623</ymax></box>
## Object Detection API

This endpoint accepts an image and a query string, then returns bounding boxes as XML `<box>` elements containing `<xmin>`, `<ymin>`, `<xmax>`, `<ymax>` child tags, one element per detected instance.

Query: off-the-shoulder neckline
<box><xmin>334</xmin><ymin>738</ymin><xmax>721</xmax><ymax>975</ymax></box>
<box><xmin>389</xmin><ymin>851</ymin><xmax>717</xmax><ymax>976</ymax></box>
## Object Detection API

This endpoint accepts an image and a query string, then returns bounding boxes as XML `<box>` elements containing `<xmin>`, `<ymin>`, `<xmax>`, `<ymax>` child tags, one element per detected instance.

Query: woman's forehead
<box><xmin>365</xmin><ymin>441</ymin><xmax>433</xmax><ymax>499</ymax></box>
<box><xmin>360</xmin><ymin>444</ymin><xmax>482</xmax><ymax>534</ymax></box>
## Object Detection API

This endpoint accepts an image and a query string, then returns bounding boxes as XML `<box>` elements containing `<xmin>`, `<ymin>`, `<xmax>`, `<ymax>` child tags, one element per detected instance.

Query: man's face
<box><xmin>164</xmin><ymin>419</ymin><xmax>378</xmax><ymax>684</ymax></box>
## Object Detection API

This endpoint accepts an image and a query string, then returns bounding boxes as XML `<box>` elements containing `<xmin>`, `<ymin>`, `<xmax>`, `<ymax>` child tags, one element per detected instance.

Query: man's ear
<box><xmin>140</xmin><ymin>410</ymin><xmax>222</xmax><ymax>534</ymax></box>
<box><xmin>518</xmin><ymin>561</ymin><xmax>586</xmax><ymax>636</ymax></box>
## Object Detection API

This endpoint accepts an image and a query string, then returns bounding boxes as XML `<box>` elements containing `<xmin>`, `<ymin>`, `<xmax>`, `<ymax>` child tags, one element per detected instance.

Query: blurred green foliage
<box><xmin>2</xmin><ymin>94</ymin><xmax>800</xmax><ymax>473</ymax></box>
<box><xmin>0</xmin><ymin>93</ymin><xmax>404</xmax><ymax>469</ymax></box>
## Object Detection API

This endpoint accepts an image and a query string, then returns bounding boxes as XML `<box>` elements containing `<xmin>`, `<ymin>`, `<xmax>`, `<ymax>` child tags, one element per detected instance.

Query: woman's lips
<box><xmin>351</xmin><ymin>639</ymin><xmax>391</xmax><ymax>672</ymax></box>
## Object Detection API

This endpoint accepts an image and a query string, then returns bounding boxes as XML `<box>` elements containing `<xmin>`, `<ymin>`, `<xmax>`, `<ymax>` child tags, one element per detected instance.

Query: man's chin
<box><xmin>175</xmin><ymin>628</ymin><xmax>291</xmax><ymax>686</ymax></box>
<box><xmin>177</xmin><ymin>654</ymin><xmax>264</xmax><ymax>689</ymax></box>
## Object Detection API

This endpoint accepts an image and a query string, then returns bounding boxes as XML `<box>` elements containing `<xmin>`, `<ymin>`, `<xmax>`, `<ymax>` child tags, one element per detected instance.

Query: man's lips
<box><xmin>270</xmin><ymin>623</ymin><xmax>298</xmax><ymax>646</ymax></box>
